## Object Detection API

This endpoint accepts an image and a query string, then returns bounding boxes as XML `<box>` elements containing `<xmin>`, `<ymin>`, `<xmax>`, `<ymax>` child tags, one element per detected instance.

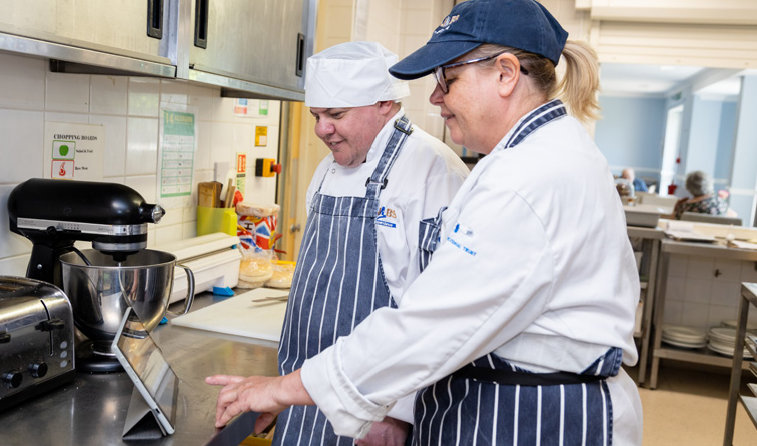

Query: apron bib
<box><xmin>413</xmin><ymin>101</ymin><xmax>621</xmax><ymax>445</ymax></box>
<box><xmin>274</xmin><ymin>116</ymin><xmax>413</xmax><ymax>446</ymax></box>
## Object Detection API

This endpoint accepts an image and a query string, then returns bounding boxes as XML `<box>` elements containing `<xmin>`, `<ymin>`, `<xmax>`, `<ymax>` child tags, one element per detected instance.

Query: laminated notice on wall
<box><xmin>233</xmin><ymin>99</ymin><xmax>269</xmax><ymax>117</ymax></box>
<box><xmin>159</xmin><ymin>107</ymin><xmax>197</xmax><ymax>206</ymax></box>
<box><xmin>44</xmin><ymin>121</ymin><xmax>104</xmax><ymax>181</ymax></box>
<box><xmin>255</xmin><ymin>126</ymin><xmax>268</xmax><ymax>147</ymax></box>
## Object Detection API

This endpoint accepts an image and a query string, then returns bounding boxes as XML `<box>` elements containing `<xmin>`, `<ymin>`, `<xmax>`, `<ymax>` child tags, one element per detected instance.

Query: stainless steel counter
<box><xmin>0</xmin><ymin>292</ymin><xmax>279</xmax><ymax>446</ymax></box>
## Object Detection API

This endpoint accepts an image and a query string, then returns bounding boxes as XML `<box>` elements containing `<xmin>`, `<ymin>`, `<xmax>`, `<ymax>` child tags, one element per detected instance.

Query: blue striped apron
<box><xmin>414</xmin><ymin>100</ymin><xmax>621</xmax><ymax>445</ymax></box>
<box><xmin>274</xmin><ymin>116</ymin><xmax>414</xmax><ymax>446</ymax></box>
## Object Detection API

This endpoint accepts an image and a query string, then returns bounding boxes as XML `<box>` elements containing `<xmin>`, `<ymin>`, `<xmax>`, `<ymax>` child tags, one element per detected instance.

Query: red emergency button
<box><xmin>255</xmin><ymin>158</ymin><xmax>282</xmax><ymax>177</ymax></box>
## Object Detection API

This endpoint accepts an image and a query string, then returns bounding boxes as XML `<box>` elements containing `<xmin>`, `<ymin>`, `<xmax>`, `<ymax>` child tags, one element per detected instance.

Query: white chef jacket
<box><xmin>306</xmin><ymin>108</ymin><xmax>470</xmax><ymax>302</ymax></box>
<box><xmin>301</xmin><ymin>109</ymin><xmax>643</xmax><ymax>442</ymax></box>
<box><xmin>303</xmin><ymin>108</ymin><xmax>468</xmax><ymax>423</ymax></box>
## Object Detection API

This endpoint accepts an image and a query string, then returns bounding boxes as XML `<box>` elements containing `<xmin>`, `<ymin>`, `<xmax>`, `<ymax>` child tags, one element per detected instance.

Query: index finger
<box><xmin>205</xmin><ymin>374</ymin><xmax>245</xmax><ymax>386</ymax></box>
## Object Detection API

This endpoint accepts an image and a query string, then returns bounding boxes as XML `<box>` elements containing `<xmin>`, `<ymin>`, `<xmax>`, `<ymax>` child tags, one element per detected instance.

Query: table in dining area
<box><xmin>647</xmin><ymin>239</ymin><xmax>757</xmax><ymax>390</ymax></box>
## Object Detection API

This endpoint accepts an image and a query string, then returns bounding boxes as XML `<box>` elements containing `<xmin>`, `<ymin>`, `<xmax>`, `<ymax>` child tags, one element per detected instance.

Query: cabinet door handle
<box><xmin>147</xmin><ymin>0</ymin><xmax>164</xmax><ymax>39</ymax></box>
<box><xmin>295</xmin><ymin>33</ymin><xmax>305</xmax><ymax>77</ymax></box>
<box><xmin>195</xmin><ymin>0</ymin><xmax>209</xmax><ymax>49</ymax></box>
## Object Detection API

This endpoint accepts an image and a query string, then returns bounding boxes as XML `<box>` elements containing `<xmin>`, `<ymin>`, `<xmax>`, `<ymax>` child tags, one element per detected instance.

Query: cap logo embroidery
<box><xmin>435</xmin><ymin>14</ymin><xmax>460</xmax><ymax>34</ymax></box>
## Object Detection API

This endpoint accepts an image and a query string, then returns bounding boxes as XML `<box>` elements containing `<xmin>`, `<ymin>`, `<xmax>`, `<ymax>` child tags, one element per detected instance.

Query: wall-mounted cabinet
<box><xmin>187</xmin><ymin>0</ymin><xmax>312</xmax><ymax>100</ymax></box>
<box><xmin>0</xmin><ymin>0</ymin><xmax>175</xmax><ymax>77</ymax></box>
<box><xmin>0</xmin><ymin>0</ymin><xmax>316</xmax><ymax>101</ymax></box>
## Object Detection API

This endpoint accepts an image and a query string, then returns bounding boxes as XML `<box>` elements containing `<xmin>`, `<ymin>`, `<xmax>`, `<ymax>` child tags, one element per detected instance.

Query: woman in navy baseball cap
<box><xmin>208</xmin><ymin>1</ymin><xmax>643</xmax><ymax>444</ymax></box>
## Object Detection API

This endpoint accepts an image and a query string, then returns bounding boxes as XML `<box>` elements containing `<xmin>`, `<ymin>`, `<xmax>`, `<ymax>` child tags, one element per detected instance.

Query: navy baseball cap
<box><xmin>389</xmin><ymin>0</ymin><xmax>568</xmax><ymax>80</ymax></box>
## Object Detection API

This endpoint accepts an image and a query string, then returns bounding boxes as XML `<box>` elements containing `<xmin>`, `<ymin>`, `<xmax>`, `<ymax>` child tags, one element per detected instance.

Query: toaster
<box><xmin>0</xmin><ymin>276</ymin><xmax>76</xmax><ymax>411</ymax></box>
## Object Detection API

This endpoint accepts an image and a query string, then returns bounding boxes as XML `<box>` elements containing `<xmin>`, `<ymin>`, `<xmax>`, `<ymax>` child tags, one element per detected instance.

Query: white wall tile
<box><xmin>195</xmin><ymin>121</ymin><xmax>213</xmax><ymax>171</ymax></box>
<box><xmin>680</xmin><ymin>302</ymin><xmax>711</xmax><ymax>329</ymax></box>
<box><xmin>187</xmin><ymin>83</ymin><xmax>220</xmax><ymax>100</ymax></box>
<box><xmin>44</xmin><ymin>112</ymin><xmax>89</xmax><ymax>124</ymax></box>
<box><xmin>0</xmin><ymin>109</ymin><xmax>44</xmax><ymax>183</ymax></box>
<box><xmin>214</xmin><ymin>97</ymin><xmax>242</xmax><ymax>123</ymax></box>
<box><xmin>667</xmin><ymin>254</ymin><xmax>688</xmax><ymax>278</ymax></box>
<box><xmin>160</xmin><ymin>207</ymin><xmax>183</xmax><ymax>226</ymax></box>
<box><xmin>687</xmin><ymin>256</ymin><xmax>714</xmax><ymax>278</ymax></box>
<box><xmin>182</xmin><ymin>206</ymin><xmax>196</xmax><ymax>222</ymax></box>
<box><xmin>90</xmin><ymin>76</ymin><xmax>128</xmax><ymax>115</ymax></box>
<box><xmin>710</xmin><ymin>280</ymin><xmax>742</xmax><ymax>305</ymax></box>
<box><xmin>0</xmin><ymin>253</ymin><xmax>31</xmax><ymax>277</ymax></box>
<box><xmin>89</xmin><ymin>114</ymin><xmax>126</xmax><ymax>177</ymax></box>
<box><xmin>128</xmin><ymin>78</ymin><xmax>160</xmax><ymax>117</ymax></box>
<box><xmin>683</xmin><ymin>278</ymin><xmax>712</xmax><ymax>303</ymax></box>
<box><xmin>0</xmin><ymin>53</ymin><xmax>45</xmax><ymax>110</ymax></box>
<box><xmin>105</xmin><ymin>176</ymin><xmax>126</xmax><ymax>185</ymax></box>
<box><xmin>45</xmin><ymin>72</ymin><xmax>90</xmax><ymax>113</ymax></box>
<box><xmin>124</xmin><ymin>175</ymin><xmax>157</xmax><ymax>203</ymax></box>
<box><xmin>155</xmin><ymin>224</ymin><xmax>183</xmax><ymax>245</ymax></box>
<box><xmin>0</xmin><ymin>184</ymin><xmax>34</xmax><ymax>258</ymax></box>
<box><xmin>194</xmin><ymin>169</ymin><xmax>214</xmax><ymax>184</ymax></box>
<box><xmin>663</xmin><ymin>299</ymin><xmax>684</xmax><ymax>325</ymax></box>
<box><xmin>713</xmin><ymin>258</ymin><xmax>742</xmax><ymax>281</ymax></box>
<box><xmin>182</xmin><ymin>221</ymin><xmax>197</xmax><ymax>239</ymax></box>
<box><xmin>707</xmin><ymin>304</ymin><xmax>738</xmax><ymax>328</ymax></box>
<box><xmin>146</xmin><ymin>228</ymin><xmax>157</xmax><ymax>249</ymax></box>
<box><xmin>741</xmin><ymin>261</ymin><xmax>757</xmax><ymax>283</ymax></box>
<box><xmin>665</xmin><ymin>276</ymin><xmax>687</xmax><ymax>301</ymax></box>
<box><xmin>190</xmin><ymin>95</ymin><xmax>222</xmax><ymax>122</ymax></box>
<box><xmin>160</xmin><ymin>79</ymin><xmax>188</xmax><ymax>105</ymax></box>
<box><xmin>209</xmin><ymin>122</ymin><xmax>241</xmax><ymax>166</ymax></box>
<box><xmin>126</xmin><ymin>117</ymin><xmax>159</xmax><ymax>175</ymax></box>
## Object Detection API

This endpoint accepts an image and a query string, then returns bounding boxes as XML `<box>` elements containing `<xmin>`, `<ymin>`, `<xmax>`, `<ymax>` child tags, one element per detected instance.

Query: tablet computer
<box><xmin>112</xmin><ymin>307</ymin><xmax>178</xmax><ymax>435</ymax></box>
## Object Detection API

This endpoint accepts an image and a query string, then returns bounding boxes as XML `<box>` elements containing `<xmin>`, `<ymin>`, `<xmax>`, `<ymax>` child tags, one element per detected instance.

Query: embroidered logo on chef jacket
<box><xmin>446</xmin><ymin>223</ymin><xmax>477</xmax><ymax>256</ymax></box>
<box><xmin>376</xmin><ymin>206</ymin><xmax>398</xmax><ymax>228</ymax></box>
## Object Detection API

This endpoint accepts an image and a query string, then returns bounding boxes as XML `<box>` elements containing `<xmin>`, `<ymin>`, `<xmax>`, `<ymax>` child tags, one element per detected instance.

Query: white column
<box><xmin>729</xmin><ymin>75</ymin><xmax>757</xmax><ymax>225</ymax></box>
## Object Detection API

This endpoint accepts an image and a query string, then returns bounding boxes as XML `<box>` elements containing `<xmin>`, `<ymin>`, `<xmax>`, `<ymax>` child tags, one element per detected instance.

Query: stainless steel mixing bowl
<box><xmin>59</xmin><ymin>249</ymin><xmax>194</xmax><ymax>350</ymax></box>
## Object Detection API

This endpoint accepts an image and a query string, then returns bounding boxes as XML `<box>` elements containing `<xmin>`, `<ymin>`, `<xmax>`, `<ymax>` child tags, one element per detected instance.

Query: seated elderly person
<box><xmin>621</xmin><ymin>168</ymin><xmax>648</xmax><ymax>193</ymax></box>
<box><xmin>673</xmin><ymin>170</ymin><xmax>730</xmax><ymax>219</ymax></box>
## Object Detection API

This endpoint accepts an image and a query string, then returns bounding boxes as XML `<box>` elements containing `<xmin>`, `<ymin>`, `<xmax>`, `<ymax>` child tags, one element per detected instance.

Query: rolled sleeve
<box><xmin>300</xmin><ymin>340</ymin><xmax>393</xmax><ymax>438</ymax></box>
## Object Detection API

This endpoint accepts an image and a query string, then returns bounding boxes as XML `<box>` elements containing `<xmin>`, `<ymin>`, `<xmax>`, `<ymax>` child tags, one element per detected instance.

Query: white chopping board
<box><xmin>171</xmin><ymin>288</ymin><xmax>289</xmax><ymax>342</ymax></box>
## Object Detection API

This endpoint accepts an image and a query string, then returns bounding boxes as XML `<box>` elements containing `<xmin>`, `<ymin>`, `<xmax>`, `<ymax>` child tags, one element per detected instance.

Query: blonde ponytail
<box><xmin>556</xmin><ymin>40</ymin><xmax>601</xmax><ymax>123</ymax></box>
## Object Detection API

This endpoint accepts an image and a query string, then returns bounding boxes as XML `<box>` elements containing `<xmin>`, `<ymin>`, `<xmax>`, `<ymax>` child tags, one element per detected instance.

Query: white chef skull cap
<box><xmin>305</xmin><ymin>41</ymin><xmax>410</xmax><ymax>108</ymax></box>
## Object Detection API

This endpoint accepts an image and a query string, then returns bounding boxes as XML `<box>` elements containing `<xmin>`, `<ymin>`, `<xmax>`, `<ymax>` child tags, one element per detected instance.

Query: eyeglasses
<box><xmin>433</xmin><ymin>52</ymin><xmax>529</xmax><ymax>94</ymax></box>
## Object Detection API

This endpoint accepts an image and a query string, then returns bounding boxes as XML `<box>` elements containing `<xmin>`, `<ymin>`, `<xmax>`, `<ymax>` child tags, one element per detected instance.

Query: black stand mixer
<box><xmin>8</xmin><ymin>178</ymin><xmax>166</xmax><ymax>372</ymax></box>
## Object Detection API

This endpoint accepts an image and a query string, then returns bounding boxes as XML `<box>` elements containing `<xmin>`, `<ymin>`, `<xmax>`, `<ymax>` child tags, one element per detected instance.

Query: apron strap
<box><xmin>365</xmin><ymin>115</ymin><xmax>413</xmax><ymax>198</ymax></box>
<box><xmin>453</xmin><ymin>363</ymin><xmax>606</xmax><ymax>386</ymax></box>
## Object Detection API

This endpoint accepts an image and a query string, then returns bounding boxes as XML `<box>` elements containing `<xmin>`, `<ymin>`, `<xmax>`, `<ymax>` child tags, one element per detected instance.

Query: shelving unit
<box><xmin>723</xmin><ymin>282</ymin><xmax>757</xmax><ymax>445</ymax></box>
<box><xmin>648</xmin><ymin>241</ymin><xmax>757</xmax><ymax>389</ymax></box>
<box><xmin>627</xmin><ymin>225</ymin><xmax>664</xmax><ymax>385</ymax></box>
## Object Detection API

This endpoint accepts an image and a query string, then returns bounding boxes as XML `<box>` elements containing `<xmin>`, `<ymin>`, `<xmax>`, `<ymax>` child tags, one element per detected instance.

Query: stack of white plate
<box><xmin>661</xmin><ymin>325</ymin><xmax>707</xmax><ymax>349</ymax></box>
<box><xmin>720</xmin><ymin>320</ymin><xmax>757</xmax><ymax>334</ymax></box>
<box><xmin>707</xmin><ymin>327</ymin><xmax>753</xmax><ymax>358</ymax></box>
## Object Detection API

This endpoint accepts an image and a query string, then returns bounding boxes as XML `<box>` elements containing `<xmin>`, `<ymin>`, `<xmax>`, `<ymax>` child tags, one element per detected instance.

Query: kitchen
<box><xmin>1</xmin><ymin>0</ymin><xmax>757</xmax><ymax>445</ymax></box>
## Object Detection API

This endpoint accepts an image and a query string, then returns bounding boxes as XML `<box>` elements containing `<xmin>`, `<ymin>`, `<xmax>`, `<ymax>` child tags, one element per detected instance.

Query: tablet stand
<box><xmin>122</xmin><ymin>387</ymin><xmax>167</xmax><ymax>440</ymax></box>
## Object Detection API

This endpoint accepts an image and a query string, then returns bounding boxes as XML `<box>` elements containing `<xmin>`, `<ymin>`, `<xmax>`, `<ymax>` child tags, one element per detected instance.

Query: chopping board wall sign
<box><xmin>171</xmin><ymin>288</ymin><xmax>288</xmax><ymax>342</ymax></box>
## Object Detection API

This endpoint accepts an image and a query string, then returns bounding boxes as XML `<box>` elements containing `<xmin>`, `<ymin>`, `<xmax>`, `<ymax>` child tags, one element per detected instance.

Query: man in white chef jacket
<box><xmin>272</xmin><ymin>41</ymin><xmax>469</xmax><ymax>445</ymax></box>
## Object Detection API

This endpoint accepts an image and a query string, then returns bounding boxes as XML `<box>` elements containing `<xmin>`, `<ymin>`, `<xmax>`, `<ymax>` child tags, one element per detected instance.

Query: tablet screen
<box><xmin>116</xmin><ymin>315</ymin><xmax>179</xmax><ymax>427</ymax></box>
